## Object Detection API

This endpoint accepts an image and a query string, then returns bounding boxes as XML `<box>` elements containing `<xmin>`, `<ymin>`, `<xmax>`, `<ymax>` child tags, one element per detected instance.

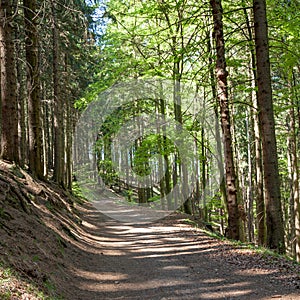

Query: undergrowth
<box><xmin>0</xmin><ymin>260</ymin><xmax>63</xmax><ymax>299</ymax></box>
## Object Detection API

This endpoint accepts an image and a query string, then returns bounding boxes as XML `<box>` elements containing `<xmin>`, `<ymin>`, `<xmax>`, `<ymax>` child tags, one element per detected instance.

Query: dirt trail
<box><xmin>59</xmin><ymin>201</ymin><xmax>300</xmax><ymax>300</ymax></box>
<box><xmin>1</xmin><ymin>162</ymin><xmax>299</xmax><ymax>299</ymax></box>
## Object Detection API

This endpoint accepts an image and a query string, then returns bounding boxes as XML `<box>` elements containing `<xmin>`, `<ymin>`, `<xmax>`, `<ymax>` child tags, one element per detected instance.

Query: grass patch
<box><xmin>71</xmin><ymin>181</ymin><xmax>84</xmax><ymax>199</ymax></box>
<box><xmin>182</xmin><ymin>218</ymin><xmax>198</xmax><ymax>227</ymax></box>
<box><xmin>0</xmin><ymin>260</ymin><xmax>64</xmax><ymax>300</ymax></box>
<box><xmin>32</xmin><ymin>255</ymin><xmax>40</xmax><ymax>263</ymax></box>
<box><xmin>0</xmin><ymin>291</ymin><xmax>11</xmax><ymax>300</ymax></box>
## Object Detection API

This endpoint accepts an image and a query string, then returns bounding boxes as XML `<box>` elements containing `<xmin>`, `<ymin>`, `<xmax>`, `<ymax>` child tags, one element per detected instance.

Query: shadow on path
<box><xmin>61</xmin><ymin>201</ymin><xmax>299</xmax><ymax>300</ymax></box>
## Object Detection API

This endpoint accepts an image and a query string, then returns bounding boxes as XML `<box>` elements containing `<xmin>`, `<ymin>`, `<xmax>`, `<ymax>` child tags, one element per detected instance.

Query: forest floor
<box><xmin>0</xmin><ymin>160</ymin><xmax>300</xmax><ymax>300</ymax></box>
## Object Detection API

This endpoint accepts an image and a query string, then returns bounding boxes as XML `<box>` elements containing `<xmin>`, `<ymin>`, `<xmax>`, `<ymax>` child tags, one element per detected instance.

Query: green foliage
<box><xmin>132</xmin><ymin>134</ymin><xmax>174</xmax><ymax>176</ymax></box>
<box><xmin>125</xmin><ymin>189</ymin><xmax>134</xmax><ymax>202</ymax></box>
<box><xmin>147</xmin><ymin>195</ymin><xmax>160</xmax><ymax>203</ymax></box>
<box><xmin>0</xmin><ymin>262</ymin><xmax>61</xmax><ymax>300</ymax></box>
<box><xmin>45</xmin><ymin>201</ymin><xmax>54</xmax><ymax>212</ymax></box>
<box><xmin>98</xmin><ymin>160</ymin><xmax>118</xmax><ymax>186</ymax></box>
<box><xmin>1</xmin><ymin>267</ymin><xmax>13</xmax><ymax>279</ymax></box>
<box><xmin>76</xmin><ymin>0</ymin><xmax>300</xmax><ymax>254</ymax></box>
<box><xmin>32</xmin><ymin>255</ymin><xmax>40</xmax><ymax>263</ymax></box>
<box><xmin>43</xmin><ymin>279</ymin><xmax>56</xmax><ymax>294</ymax></box>
<box><xmin>0</xmin><ymin>292</ymin><xmax>11</xmax><ymax>300</ymax></box>
<box><xmin>182</xmin><ymin>218</ymin><xmax>198</xmax><ymax>227</ymax></box>
<box><xmin>71</xmin><ymin>181</ymin><xmax>85</xmax><ymax>199</ymax></box>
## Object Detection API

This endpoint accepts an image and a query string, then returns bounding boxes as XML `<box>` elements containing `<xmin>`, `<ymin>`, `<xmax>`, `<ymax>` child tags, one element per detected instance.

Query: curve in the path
<box><xmin>63</xmin><ymin>202</ymin><xmax>299</xmax><ymax>300</ymax></box>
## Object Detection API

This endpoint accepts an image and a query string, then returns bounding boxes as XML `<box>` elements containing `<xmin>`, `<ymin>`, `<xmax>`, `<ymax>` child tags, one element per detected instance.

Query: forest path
<box><xmin>63</xmin><ymin>198</ymin><xmax>300</xmax><ymax>300</ymax></box>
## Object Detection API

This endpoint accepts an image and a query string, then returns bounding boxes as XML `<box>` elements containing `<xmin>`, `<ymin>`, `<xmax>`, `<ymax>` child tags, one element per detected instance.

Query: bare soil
<box><xmin>0</xmin><ymin>160</ymin><xmax>300</xmax><ymax>299</ymax></box>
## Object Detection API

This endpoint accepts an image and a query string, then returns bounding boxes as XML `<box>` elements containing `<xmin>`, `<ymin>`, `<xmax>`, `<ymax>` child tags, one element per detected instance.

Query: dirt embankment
<box><xmin>0</xmin><ymin>160</ymin><xmax>82</xmax><ymax>299</ymax></box>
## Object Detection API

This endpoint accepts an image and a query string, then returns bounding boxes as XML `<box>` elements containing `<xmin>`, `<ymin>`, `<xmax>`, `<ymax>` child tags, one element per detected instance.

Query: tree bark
<box><xmin>287</xmin><ymin>103</ymin><xmax>298</xmax><ymax>259</ymax></box>
<box><xmin>207</xmin><ymin>30</ymin><xmax>228</xmax><ymax>227</ymax></box>
<box><xmin>15</xmin><ymin>26</ymin><xmax>27</xmax><ymax>168</ymax></box>
<box><xmin>24</xmin><ymin>0</ymin><xmax>43</xmax><ymax>178</ymax></box>
<box><xmin>210</xmin><ymin>0</ymin><xmax>240</xmax><ymax>240</ymax></box>
<box><xmin>243</xmin><ymin>2</ymin><xmax>266</xmax><ymax>245</ymax></box>
<box><xmin>246</xmin><ymin>109</ymin><xmax>254</xmax><ymax>242</ymax></box>
<box><xmin>52</xmin><ymin>0</ymin><xmax>65</xmax><ymax>187</ymax></box>
<box><xmin>0</xmin><ymin>0</ymin><xmax>19</xmax><ymax>162</ymax></box>
<box><xmin>290</xmin><ymin>72</ymin><xmax>300</xmax><ymax>262</ymax></box>
<box><xmin>253</xmin><ymin>0</ymin><xmax>285</xmax><ymax>253</ymax></box>
<box><xmin>253</xmin><ymin>87</ymin><xmax>266</xmax><ymax>246</ymax></box>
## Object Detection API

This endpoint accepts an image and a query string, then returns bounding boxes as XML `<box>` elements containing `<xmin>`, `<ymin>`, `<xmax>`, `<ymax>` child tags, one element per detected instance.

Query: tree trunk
<box><xmin>210</xmin><ymin>0</ymin><xmax>240</xmax><ymax>240</ymax></box>
<box><xmin>246</xmin><ymin>109</ymin><xmax>255</xmax><ymax>242</ymax></box>
<box><xmin>207</xmin><ymin>30</ymin><xmax>227</xmax><ymax>227</ymax></box>
<box><xmin>15</xmin><ymin>19</ymin><xmax>27</xmax><ymax>167</ymax></box>
<box><xmin>24</xmin><ymin>0</ymin><xmax>43</xmax><ymax>178</ymax></box>
<box><xmin>158</xmin><ymin>88</ymin><xmax>171</xmax><ymax>209</ymax></box>
<box><xmin>64</xmin><ymin>54</ymin><xmax>72</xmax><ymax>190</ymax></box>
<box><xmin>253</xmin><ymin>0</ymin><xmax>285</xmax><ymax>253</ymax></box>
<box><xmin>66</xmin><ymin>95</ymin><xmax>73</xmax><ymax>190</ymax></box>
<box><xmin>243</xmin><ymin>3</ymin><xmax>266</xmax><ymax>245</ymax></box>
<box><xmin>253</xmin><ymin>96</ymin><xmax>266</xmax><ymax>246</ymax></box>
<box><xmin>0</xmin><ymin>1</ymin><xmax>19</xmax><ymax>162</ymax></box>
<box><xmin>287</xmin><ymin>106</ymin><xmax>297</xmax><ymax>258</ymax></box>
<box><xmin>52</xmin><ymin>0</ymin><xmax>65</xmax><ymax>187</ymax></box>
<box><xmin>290</xmin><ymin>73</ymin><xmax>300</xmax><ymax>262</ymax></box>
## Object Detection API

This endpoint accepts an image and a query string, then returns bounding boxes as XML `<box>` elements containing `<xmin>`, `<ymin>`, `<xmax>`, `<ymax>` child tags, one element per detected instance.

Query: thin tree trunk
<box><xmin>287</xmin><ymin>124</ymin><xmax>295</xmax><ymax>258</ymax></box>
<box><xmin>210</xmin><ymin>0</ymin><xmax>240</xmax><ymax>240</ymax></box>
<box><xmin>64</xmin><ymin>54</ymin><xmax>72</xmax><ymax>190</ymax></box>
<box><xmin>230</xmin><ymin>103</ymin><xmax>246</xmax><ymax>242</ymax></box>
<box><xmin>158</xmin><ymin>87</ymin><xmax>171</xmax><ymax>209</ymax></box>
<box><xmin>246</xmin><ymin>110</ymin><xmax>254</xmax><ymax>242</ymax></box>
<box><xmin>207</xmin><ymin>30</ymin><xmax>227</xmax><ymax>226</ymax></box>
<box><xmin>253</xmin><ymin>95</ymin><xmax>266</xmax><ymax>246</ymax></box>
<box><xmin>200</xmin><ymin>127</ymin><xmax>208</xmax><ymax>221</ymax></box>
<box><xmin>243</xmin><ymin>0</ymin><xmax>266</xmax><ymax>246</ymax></box>
<box><xmin>52</xmin><ymin>0</ymin><xmax>64</xmax><ymax>187</ymax></box>
<box><xmin>253</xmin><ymin>0</ymin><xmax>285</xmax><ymax>253</ymax></box>
<box><xmin>15</xmin><ymin>18</ymin><xmax>27</xmax><ymax>167</ymax></box>
<box><xmin>66</xmin><ymin>98</ymin><xmax>73</xmax><ymax>190</ymax></box>
<box><xmin>290</xmin><ymin>73</ymin><xmax>300</xmax><ymax>262</ymax></box>
<box><xmin>155</xmin><ymin>96</ymin><xmax>166</xmax><ymax>209</ymax></box>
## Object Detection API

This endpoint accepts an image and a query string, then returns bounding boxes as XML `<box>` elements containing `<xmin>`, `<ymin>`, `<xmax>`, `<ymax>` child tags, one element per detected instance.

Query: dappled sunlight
<box><xmin>25</xmin><ymin>197</ymin><xmax>296</xmax><ymax>299</ymax></box>
<box><xmin>133</xmin><ymin>244</ymin><xmax>203</xmax><ymax>259</ymax></box>
<box><xmin>75</xmin><ymin>270</ymin><xmax>128</xmax><ymax>281</ymax></box>
<box><xmin>162</xmin><ymin>265</ymin><xmax>189</xmax><ymax>271</ymax></box>
<box><xmin>200</xmin><ymin>289</ymin><xmax>253</xmax><ymax>299</ymax></box>
<box><xmin>59</xmin><ymin>205</ymin><xmax>299</xmax><ymax>299</ymax></box>
<box><xmin>234</xmin><ymin>268</ymin><xmax>278</xmax><ymax>276</ymax></box>
<box><xmin>201</xmin><ymin>278</ymin><xmax>224</xmax><ymax>284</ymax></box>
<box><xmin>81</xmin><ymin>220</ymin><xmax>99</xmax><ymax>230</ymax></box>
